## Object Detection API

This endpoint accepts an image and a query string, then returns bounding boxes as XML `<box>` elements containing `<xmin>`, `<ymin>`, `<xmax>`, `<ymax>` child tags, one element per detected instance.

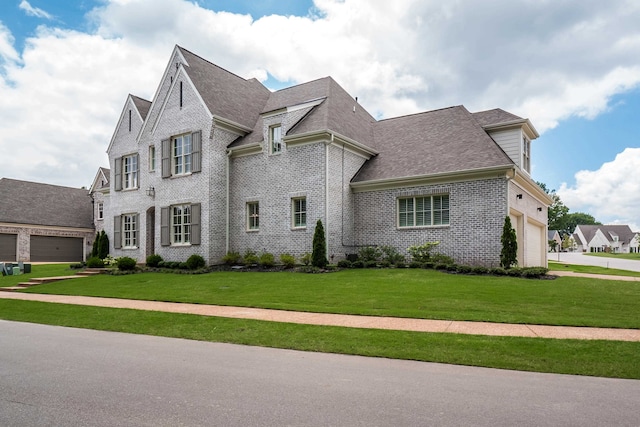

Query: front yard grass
<box><xmin>583</xmin><ymin>252</ymin><xmax>640</xmax><ymax>261</ymax></box>
<box><xmin>16</xmin><ymin>267</ymin><xmax>640</xmax><ymax>329</ymax></box>
<box><xmin>1</xmin><ymin>299</ymin><xmax>639</xmax><ymax>379</ymax></box>
<box><xmin>548</xmin><ymin>261</ymin><xmax>640</xmax><ymax>278</ymax></box>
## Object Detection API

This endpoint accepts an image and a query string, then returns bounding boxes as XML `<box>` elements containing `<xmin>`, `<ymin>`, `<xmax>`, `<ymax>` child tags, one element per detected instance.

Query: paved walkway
<box><xmin>2</xmin><ymin>291</ymin><xmax>639</xmax><ymax>342</ymax></box>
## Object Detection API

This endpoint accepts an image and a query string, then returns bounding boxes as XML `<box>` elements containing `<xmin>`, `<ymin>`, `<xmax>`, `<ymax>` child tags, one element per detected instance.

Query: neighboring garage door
<box><xmin>0</xmin><ymin>233</ymin><xmax>17</xmax><ymax>261</ymax></box>
<box><xmin>30</xmin><ymin>236</ymin><xmax>83</xmax><ymax>262</ymax></box>
<box><xmin>526</xmin><ymin>221</ymin><xmax>544</xmax><ymax>267</ymax></box>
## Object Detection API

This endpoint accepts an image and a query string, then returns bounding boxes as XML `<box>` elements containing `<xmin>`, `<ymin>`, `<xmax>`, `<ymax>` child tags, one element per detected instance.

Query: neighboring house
<box><xmin>101</xmin><ymin>45</ymin><xmax>551</xmax><ymax>267</ymax></box>
<box><xmin>89</xmin><ymin>167</ymin><xmax>110</xmax><ymax>233</ymax></box>
<box><xmin>548</xmin><ymin>230</ymin><xmax>562</xmax><ymax>252</ymax></box>
<box><xmin>0</xmin><ymin>178</ymin><xmax>94</xmax><ymax>262</ymax></box>
<box><xmin>573</xmin><ymin>224</ymin><xmax>638</xmax><ymax>253</ymax></box>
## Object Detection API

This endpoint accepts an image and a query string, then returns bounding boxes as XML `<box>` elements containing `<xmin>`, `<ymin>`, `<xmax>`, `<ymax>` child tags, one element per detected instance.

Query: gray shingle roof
<box><xmin>352</xmin><ymin>106</ymin><xmax>514</xmax><ymax>182</ymax></box>
<box><xmin>131</xmin><ymin>95</ymin><xmax>151</xmax><ymax>120</ymax></box>
<box><xmin>472</xmin><ymin>108</ymin><xmax>523</xmax><ymax>127</ymax></box>
<box><xmin>576</xmin><ymin>224</ymin><xmax>637</xmax><ymax>245</ymax></box>
<box><xmin>179</xmin><ymin>46</ymin><xmax>271</xmax><ymax>130</ymax></box>
<box><xmin>0</xmin><ymin>178</ymin><xmax>93</xmax><ymax>229</ymax></box>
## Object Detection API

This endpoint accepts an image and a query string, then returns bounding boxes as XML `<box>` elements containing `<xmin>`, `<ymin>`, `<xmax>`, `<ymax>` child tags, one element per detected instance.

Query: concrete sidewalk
<box><xmin>2</xmin><ymin>292</ymin><xmax>639</xmax><ymax>342</ymax></box>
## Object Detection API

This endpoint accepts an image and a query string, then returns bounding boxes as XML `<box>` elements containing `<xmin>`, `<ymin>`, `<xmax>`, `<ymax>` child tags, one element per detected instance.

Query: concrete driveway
<box><xmin>549</xmin><ymin>252</ymin><xmax>640</xmax><ymax>272</ymax></box>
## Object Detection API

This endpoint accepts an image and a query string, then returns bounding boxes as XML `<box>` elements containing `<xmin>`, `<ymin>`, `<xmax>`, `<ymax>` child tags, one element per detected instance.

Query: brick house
<box><xmin>98</xmin><ymin>45</ymin><xmax>551</xmax><ymax>267</ymax></box>
<box><xmin>0</xmin><ymin>178</ymin><xmax>94</xmax><ymax>262</ymax></box>
<box><xmin>573</xmin><ymin>224</ymin><xmax>640</xmax><ymax>253</ymax></box>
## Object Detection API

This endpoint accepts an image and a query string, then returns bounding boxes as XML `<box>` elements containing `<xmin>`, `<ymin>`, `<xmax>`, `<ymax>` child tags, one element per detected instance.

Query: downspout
<box><xmin>325</xmin><ymin>134</ymin><xmax>333</xmax><ymax>261</ymax></box>
<box><xmin>225</xmin><ymin>150</ymin><xmax>231</xmax><ymax>254</ymax></box>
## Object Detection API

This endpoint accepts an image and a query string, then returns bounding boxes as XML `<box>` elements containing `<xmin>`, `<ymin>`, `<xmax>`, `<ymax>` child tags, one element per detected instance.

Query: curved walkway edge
<box><xmin>1</xmin><ymin>292</ymin><xmax>639</xmax><ymax>342</ymax></box>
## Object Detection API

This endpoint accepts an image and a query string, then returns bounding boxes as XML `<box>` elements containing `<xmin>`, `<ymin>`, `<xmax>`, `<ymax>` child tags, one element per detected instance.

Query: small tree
<box><xmin>311</xmin><ymin>219</ymin><xmax>328</xmax><ymax>268</ymax></box>
<box><xmin>500</xmin><ymin>216</ymin><xmax>517</xmax><ymax>269</ymax></box>
<box><xmin>98</xmin><ymin>230</ymin><xmax>109</xmax><ymax>259</ymax></box>
<box><xmin>91</xmin><ymin>232</ymin><xmax>100</xmax><ymax>257</ymax></box>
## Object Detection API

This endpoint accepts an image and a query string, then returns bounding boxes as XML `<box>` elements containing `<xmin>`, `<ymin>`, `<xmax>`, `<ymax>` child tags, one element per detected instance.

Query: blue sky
<box><xmin>1</xmin><ymin>0</ymin><xmax>639</xmax><ymax>229</ymax></box>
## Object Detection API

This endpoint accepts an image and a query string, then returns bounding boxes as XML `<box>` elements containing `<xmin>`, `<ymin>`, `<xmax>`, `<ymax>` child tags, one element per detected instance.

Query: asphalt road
<box><xmin>1</xmin><ymin>320</ymin><xmax>639</xmax><ymax>427</ymax></box>
<box><xmin>549</xmin><ymin>251</ymin><xmax>640</xmax><ymax>272</ymax></box>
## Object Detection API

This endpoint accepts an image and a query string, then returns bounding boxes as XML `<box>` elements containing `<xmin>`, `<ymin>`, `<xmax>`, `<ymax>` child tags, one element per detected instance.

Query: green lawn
<box><xmin>1</xmin><ymin>299</ymin><xmax>638</xmax><ymax>379</ymax></box>
<box><xmin>13</xmin><ymin>266</ymin><xmax>640</xmax><ymax>328</ymax></box>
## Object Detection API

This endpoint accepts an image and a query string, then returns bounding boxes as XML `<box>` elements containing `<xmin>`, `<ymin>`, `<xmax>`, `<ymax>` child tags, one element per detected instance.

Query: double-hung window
<box><xmin>171</xmin><ymin>204</ymin><xmax>191</xmax><ymax>244</ymax></box>
<box><xmin>98</xmin><ymin>203</ymin><xmax>104</xmax><ymax>220</ymax></box>
<box><xmin>247</xmin><ymin>202</ymin><xmax>259</xmax><ymax>231</ymax></box>
<box><xmin>123</xmin><ymin>154</ymin><xmax>138</xmax><ymax>189</ymax></box>
<box><xmin>161</xmin><ymin>131</ymin><xmax>201</xmax><ymax>178</ymax></box>
<box><xmin>522</xmin><ymin>136</ymin><xmax>531</xmax><ymax>173</ymax></box>
<box><xmin>292</xmin><ymin>197</ymin><xmax>306</xmax><ymax>228</ymax></box>
<box><xmin>270</xmin><ymin>125</ymin><xmax>282</xmax><ymax>154</ymax></box>
<box><xmin>398</xmin><ymin>195</ymin><xmax>449</xmax><ymax>227</ymax></box>
<box><xmin>173</xmin><ymin>134</ymin><xmax>192</xmax><ymax>175</ymax></box>
<box><xmin>122</xmin><ymin>214</ymin><xmax>138</xmax><ymax>248</ymax></box>
<box><xmin>149</xmin><ymin>146</ymin><xmax>156</xmax><ymax>172</ymax></box>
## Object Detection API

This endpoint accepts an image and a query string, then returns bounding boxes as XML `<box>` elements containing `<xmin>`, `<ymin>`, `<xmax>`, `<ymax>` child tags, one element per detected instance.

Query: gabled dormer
<box><xmin>473</xmin><ymin>109</ymin><xmax>539</xmax><ymax>175</ymax></box>
<box><xmin>106</xmin><ymin>94</ymin><xmax>151</xmax><ymax>156</ymax></box>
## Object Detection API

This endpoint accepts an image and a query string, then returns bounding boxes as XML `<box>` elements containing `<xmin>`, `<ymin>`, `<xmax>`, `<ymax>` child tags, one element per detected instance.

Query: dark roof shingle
<box><xmin>0</xmin><ymin>178</ymin><xmax>94</xmax><ymax>229</ymax></box>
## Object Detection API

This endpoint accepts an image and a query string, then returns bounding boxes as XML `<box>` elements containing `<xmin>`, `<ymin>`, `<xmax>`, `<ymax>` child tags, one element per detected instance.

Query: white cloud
<box><xmin>558</xmin><ymin>148</ymin><xmax>640</xmax><ymax>228</ymax></box>
<box><xmin>19</xmin><ymin>0</ymin><xmax>54</xmax><ymax>20</ymax></box>
<box><xmin>0</xmin><ymin>0</ymin><xmax>640</xmax><ymax>193</ymax></box>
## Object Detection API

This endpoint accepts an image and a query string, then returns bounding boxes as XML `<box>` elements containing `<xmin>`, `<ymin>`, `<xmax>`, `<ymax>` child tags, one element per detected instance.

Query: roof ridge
<box><xmin>177</xmin><ymin>45</ymin><xmax>257</xmax><ymax>84</ymax></box>
<box><xmin>376</xmin><ymin>105</ymin><xmax>463</xmax><ymax>123</ymax></box>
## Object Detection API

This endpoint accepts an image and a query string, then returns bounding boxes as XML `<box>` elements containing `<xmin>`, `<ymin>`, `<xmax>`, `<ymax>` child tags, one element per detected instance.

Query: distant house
<box><xmin>548</xmin><ymin>230</ymin><xmax>562</xmax><ymax>252</ymax></box>
<box><xmin>89</xmin><ymin>167</ymin><xmax>110</xmax><ymax>233</ymax></box>
<box><xmin>573</xmin><ymin>224</ymin><xmax>639</xmax><ymax>253</ymax></box>
<box><xmin>0</xmin><ymin>178</ymin><xmax>94</xmax><ymax>262</ymax></box>
<box><xmin>97</xmin><ymin>45</ymin><xmax>552</xmax><ymax>267</ymax></box>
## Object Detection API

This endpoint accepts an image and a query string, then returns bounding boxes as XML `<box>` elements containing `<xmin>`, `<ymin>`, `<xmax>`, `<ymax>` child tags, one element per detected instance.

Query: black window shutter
<box><xmin>192</xmin><ymin>130</ymin><xmax>202</xmax><ymax>173</ymax></box>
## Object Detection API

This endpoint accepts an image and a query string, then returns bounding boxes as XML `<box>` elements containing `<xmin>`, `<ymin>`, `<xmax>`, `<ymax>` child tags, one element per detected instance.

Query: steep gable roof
<box><xmin>89</xmin><ymin>167</ymin><xmax>110</xmax><ymax>193</ymax></box>
<box><xmin>352</xmin><ymin>106</ymin><xmax>514</xmax><ymax>183</ymax></box>
<box><xmin>131</xmin><ymin>95</ymin><xmax>151</xmax><ymax>120</ymax></box>
<box><xmin>178</xmin><ymin>46</ymin><xmax>271</xmax><ymax>130</ymax></box>
<box><xmin>576</xmin><ymin>224</ymin><xmax>637</xmax><ymax>245</ymax></box>
<box><xmin>0</xmin><ymin>178</ymin><xmax>93</xmax><ymax>229</ymax></box>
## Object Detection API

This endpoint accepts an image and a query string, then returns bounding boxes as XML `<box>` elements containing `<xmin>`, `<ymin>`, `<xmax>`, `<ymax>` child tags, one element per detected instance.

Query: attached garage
<box><xmin>30</xmin><ymin>236</ymin><xmax>83</xmax><ymax>262</ymax></box>
<box><xmin>0</xmin><ymin>233</ymin><xmax>17</xmax><ymax>261</ymax></box>
<box><xmin>526</xmin><ymin>220</ymin><xmax>545</xmax><ymax>267</ymax></box>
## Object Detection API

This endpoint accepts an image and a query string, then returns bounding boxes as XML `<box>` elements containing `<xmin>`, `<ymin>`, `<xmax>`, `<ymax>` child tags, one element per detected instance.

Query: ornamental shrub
<box><xmin>116</xmin><ymin>256</ymin><xmax>137</xmax><ymax>271</ymax></box>
<box><xmin>407</xmin><ymin>242</ymin><xmax>440</xmax><ymax>263</ymax></box>
<box><xmin>337</xmin><ymin>259</ymin><xmax>352</xmax><ymax>268</ymax></box>
<box><xmin>300</xmin><ymin>252</ymin><xmax>312</xmax><ymax>266</ymax></box>
<box><xmin>91</xmin><ymin>232</ymin><xmax>100</xmax><ymax>258</ymax></box>
<box><xmin>259</xmin><ymin>252</ymin><xmax>275</xmax><ymax>268</ymax></box>
<box><xmin>311</xmin><ymin>219</ymin><xmax>328</xmax><ymax>268</ymax></box>
<box><xmin>146</xmin><ymin>254</ymin><xmax>163</xmax><ymax>268</ymax></box>
<box><xmin>243</xmin><ymin>250</ymin><xmax>259</xmax><ymax>265</ymax></box>
<box><xmin>280</xmin><ymin>254</ymin><xmax>296</xmax><ymax>269</ymax></box>
<box><xmin>98</xmin><ymin>230</ymin><xmax>109</xmax><ymax>260</ymax></box>
<box><xmin>500</xmin><ymin>216</ymin><xmax>518</xmax><ymax>269</ymax></box>
<box><xmin>86</xmin><ymin>256</ymin><xmax>104</xmax><ymax>268</ymax></box>
<box><xmin>358</xmin><ymin>246</ymin><xmax>381</xmax><ymax>263</ymax></box>
<box><xmin>379</xmin><ymin>245</ymin><xmax>404</xmax><ymax>265</ymax></box>
<box><xmin>222</xmin><ymin>251</ymin><xmax>242</xmax><ymax>265</ymax></box>
<box><xmin>186</xmin><ymin>254</ymin><xmax>206</xmax><ymax>270</ymax></box>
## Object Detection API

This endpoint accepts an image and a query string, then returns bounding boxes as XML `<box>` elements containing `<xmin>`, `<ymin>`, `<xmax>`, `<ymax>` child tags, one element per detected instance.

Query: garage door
<box><xmin>526</xmin><ymin>221</ymin><xmax>544</xmax><ymax>267</ymax></box>
<box><xmin>0</xmin><ymin>233</ymin><xmax>17</xmax><ymax>262</ymax></box>
<box><xmin>30</xmin><ymin>236</ymin><xmax>83</xmax><ymax>262</ymax></box>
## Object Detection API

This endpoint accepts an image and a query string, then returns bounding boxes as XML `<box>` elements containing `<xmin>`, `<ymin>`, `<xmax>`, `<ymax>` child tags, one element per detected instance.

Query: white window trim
<box><xmin>172</xmin><ymin>133</ymin><xmax>192</xmax><ymax>176</ymax></box>
<box><xmin>397</xmin><ymin>195</ymin><xmax>450</xmax><ymax>228</ymax></box>
<box><xmin>269</xmin><ymin>124</ymin><xmax>283</xmax><ymax>154</ymax></box>
<box><xmin>171</xmin><ymin>204</ymin><xmax>192</xmax><ymax>245</ymax></box>
<box><xmin>149</xmin><ymin>145</ymin><xmax>156</xmax><ymax>172</ymax></box>
<box><xmin>247</xmin><ymin>201</ymin><xmax>259</xmax><ymax>231</ymax></box>
<box><xmin>522</xmin><ymin>136</ymin><xmax>531</xmax><ymax>173</ymax></box>
<box><xmin>123</xmin><ymin>154</ymin><xmax>138</xmax><ymax>189</ymax></box>
<box><xmin>122</xmin><ymin>214</ymin><xmax>138</xmax><ymax>249</ymax></box>
<box><xmin>291</xmin><ymin>197</ymin><xmax>307</xmax><ymax>229</ymax></box>
<box><xmin>97</xmin><ymin>203</ymin><xmax>104</xmax><ymax>220</ymax></box>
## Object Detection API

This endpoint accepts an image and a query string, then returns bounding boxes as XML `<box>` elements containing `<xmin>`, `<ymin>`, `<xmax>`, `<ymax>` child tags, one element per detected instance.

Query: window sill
<box><xmin>291</xmin><ymin>226</ymin><xmax>307</xmax><ymax>231</ymax></box>
<box><xmin>246</xmin><ymin>229</ymin><xmax>259</xmax><ymax>233</ymax></box>
<box><xmin>170</xmin><ymin>172</ymin><xmax>192</xmax><ymax>179</ymax></box>
<box><xmin>170</xmin><ymin>243</ymin><xmax>192</xmax><ymax>247</ymax></box>
<box><xmin>397</xmin><ymin>224</ymin><xmax>450</xmax><ymax>230</ymax></box>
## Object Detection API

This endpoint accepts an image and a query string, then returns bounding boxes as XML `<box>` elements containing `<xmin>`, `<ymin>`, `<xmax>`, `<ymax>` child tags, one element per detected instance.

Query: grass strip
<box><xmin>548</xmin><ymin>261</ymin><xmax>640</xmax><ymax>277</ymax></box>
<box><xmin>1</xmin><ymin>299</ymin><xmax>638</xmax><ymax>380</ymax></box>
<box><xmin>18</xmin><ymin>268</ymin><xmax>640</xmax><ymax>329</ymax></box>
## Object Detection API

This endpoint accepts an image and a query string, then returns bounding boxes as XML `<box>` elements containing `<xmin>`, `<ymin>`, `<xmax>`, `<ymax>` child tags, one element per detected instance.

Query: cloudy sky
<box><xmin>1</xmin><ymin>0</ymin><xmax>639</xmax><ymax>229</ymax></box>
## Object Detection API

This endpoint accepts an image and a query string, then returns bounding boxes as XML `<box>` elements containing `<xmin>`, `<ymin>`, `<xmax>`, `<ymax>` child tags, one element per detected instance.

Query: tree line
<box><xmin>537</xmin><ymin>182</ymin><xmax>601</xmax><ymax>237</ymax></box>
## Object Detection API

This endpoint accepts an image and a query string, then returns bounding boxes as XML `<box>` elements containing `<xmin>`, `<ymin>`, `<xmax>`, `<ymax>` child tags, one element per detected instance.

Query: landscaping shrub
<box><xmin>280</xmin><ymin>254</ymin><xmax>296</xmax><ymax>269</ymax></box>
<box><xmin>222</xmin><ymin>251</ymin><xmax>242</xmax><ymax>265</ymax></box>
<box><xmin>337</xmin><ymin>259</ymin><xmax>352</xmax><ymax>268</ymax></box>
<box><xmin>97</xmin><ymin>230</ymin><xmax>109</xmax><ymax>260</ymax></box>
<box><xmin>91</xmin><ymin>232</ymin><xmax>100</xmax><ymax>258</ymax></box>
<box><xmin>408</xmin><ymin>261</ymin><xmax>423</xmax><ymax>269</ymax></box>
<box><xmin>491</xmin><ymin>267</ymin><xmax>507</xmax><ymax>276</ymax></box>
<box><xmin>520</xmin><ymin>267</ymin><xmax>549</xmax><ymax>278</ymax></box>
<box><xmin>69</xmin><ymin>263</ymin><xmax>85</xmax><ymax>269</ymax></box>
<box><xmin>86</xmin><ymin>256</ymin><xmax>104</xmax><ymax>268</ymax></box>
<box><xmin>300</xmin><ymin>252</ymin><xmax>312</xmax><ymax>266</ymax></box>
<box><xmin>259</xmin><ymin>252</ymin><xmax>275</xmax><ymax>268</ymax></box>
<box><xmin>434</xmin><ymin>263</ymin><xmax>449</xmax><ymax>270</ymax></box>
<box><xmin>407</xmin><ymin>241</ymin><xmax>440</xmax><ymax>263</ymax></box>
<box><xmin>500</xmin><ymin>216</ymin><xmax>518</xmax><ymax>269</ymax></box>
<box><xmin>116</xmin><ymin>256</ymin><xmax>137</xmax><ymax>271</ymax></box>
<box><xmin>472</xmin><ymin>266</ymin><xmax>490</xmax><ymax>275</ymax></box>
<box><xmin>379</xmin><ymin>260</ymin><xmax>391</xmax><ymax>268</ymax></box>
<box><xmin>421</xmin><ymin>262</ymin><xmax>435</xmax><ymax>269</ymax></box>
<box><xmin>456</xmin><ymin>265</ymin><xmax>473</xmax><ymax>274</ymax></box>
<box><xmin>506</xmin><ymin>267</ymin><xmax>523</xmax><ymax>277</ymax></box>
<box><xmin>186</xmin><ymin>254</ymin><xmax>206</xmax><ymax>270</ymax></box>
<box><xmin>178</xmin><ymin>262</ymin><xmax>189</xmax><ymax>270</ymax></box>
<box><xmin>395</xmin><ymin>261</ymin><xmax>406</xmax><ymax>268</ymax></box>
<box><xmin>364</xmin><ymin>260</ymin><xmax>378</xmax><ymax>268</ymax></box>
<box><xmin>312</xmin><ymin>219</ymin><xmax>328</xmax><ymax>268</ymax></box>
<box><xmin>243</xmin><ymin>250</ymin><xmax>259</xmax><ymax>265</ymax></box>
<box><xmin>446</xmin><ymin>264</ymin><xmax>459</xmax><ymax>272</ymax></box>
<box><xmin>146</xmin><ymin>254</ymin><xmax>163</xmax><ymax>268</ymax></box>
<box><xmin>358</xmin><ymin>246</ymin><xmax>381</xmax><ymax>263</ymax></box>
<box><xmin>352</xmin><ymin>260</ymin><xmax>364</xmax><ymax>268</ymax></box>
<box><xmin>431</xmin><ymin>253</ymin><xmax>454</xmax><ymax>265</ymax></box>
<box><xmin>379</xmin><ymin>245</ymin><xmax>405</xmax><ymax>265</ymax></box>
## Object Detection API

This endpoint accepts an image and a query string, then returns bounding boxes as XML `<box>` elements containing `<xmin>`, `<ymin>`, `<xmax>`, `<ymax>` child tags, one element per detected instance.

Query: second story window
<box><xmin>173</xmin><ymin>133</ymin><xmax>192</xmax><ymax>175</ymax></box>
<box><xmin>123</xmin><ymin>154</ymin><xmax>138</xmax><ymax>189</ymax></box>
<box><xmin>522</xmin><ymin>136</ymin><xmax>531</xmax><ymax>173</ymax></box>
<box><xmin>270</xmin><ymin>125</ymin><xmax>282</xmax><ymax>154</ymax></box>
<box><xmin>149</xmin><ymin>146</ymin><xmax>156</xmax><ymax>172</ymax></box>
<box><xmin>98</xmin><ymin>203</ymin><xmax>104</xmax><ymax>220</ymax></box>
